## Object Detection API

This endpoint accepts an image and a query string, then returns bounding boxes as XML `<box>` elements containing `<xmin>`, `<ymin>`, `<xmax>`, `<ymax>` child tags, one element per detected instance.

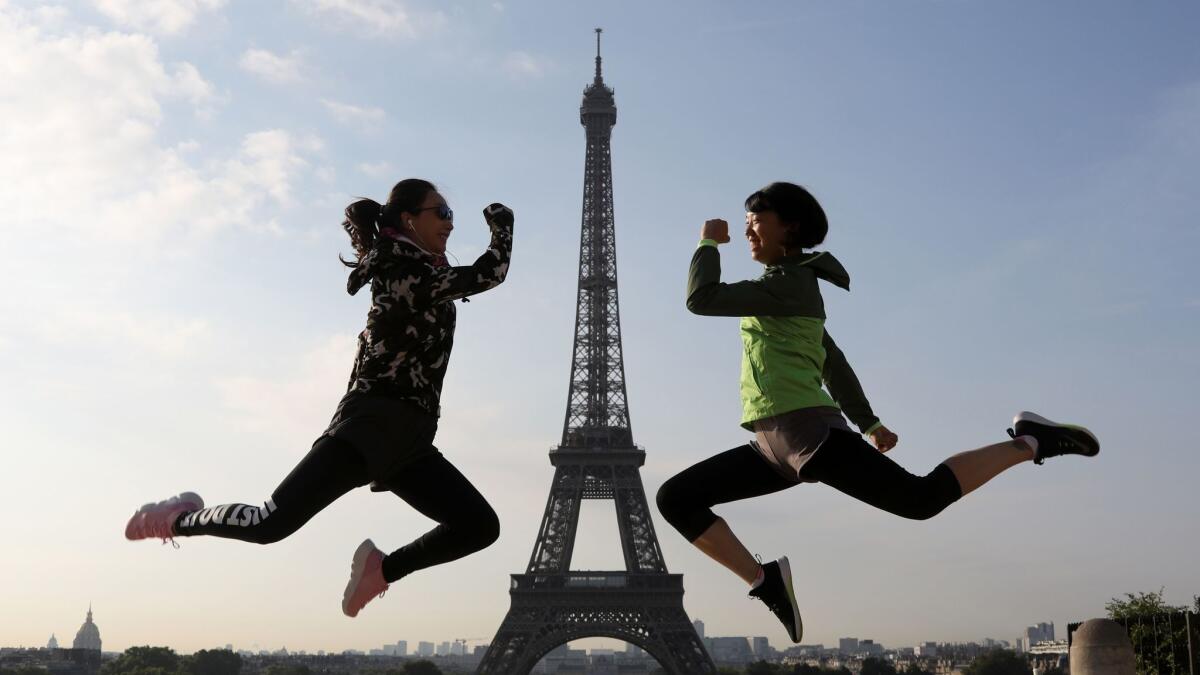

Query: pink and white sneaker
<box><xmin>124</xmin><ymin>492</ymin><xmax>204</xmax><ymax>542</ymax></box>
<box><xmin>342</xmin><ymin>539</ymin><xmax>389</xmax><ymax>618</ymax></box>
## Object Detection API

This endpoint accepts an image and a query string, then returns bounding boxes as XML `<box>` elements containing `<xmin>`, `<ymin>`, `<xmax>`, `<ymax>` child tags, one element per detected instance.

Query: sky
<box><xmin>1</xmin><ymin>0</ymin><xmax>1198</xmax><ymax>660</ymax></box>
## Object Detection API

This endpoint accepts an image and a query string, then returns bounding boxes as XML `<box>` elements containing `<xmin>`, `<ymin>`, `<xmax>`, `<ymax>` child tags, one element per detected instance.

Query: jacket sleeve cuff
<box><xmin>698</xmin><ymin>239</ymin><xmax>719</xmax><ymax>248</ymax></box>
<box><xmin>862</xmin><ymin>420</ymin><xmax>883</xmax><ymax>436</ymax></box>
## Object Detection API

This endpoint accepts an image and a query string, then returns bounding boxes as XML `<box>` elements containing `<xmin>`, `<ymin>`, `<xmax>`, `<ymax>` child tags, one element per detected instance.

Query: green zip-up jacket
<box><xmin>686</xmin><ymin>240</ymin><xmax>882</xmax><ymax>434</ymax></box>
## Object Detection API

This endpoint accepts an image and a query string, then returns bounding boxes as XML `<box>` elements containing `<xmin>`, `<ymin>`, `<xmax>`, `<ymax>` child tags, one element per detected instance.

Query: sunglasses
<box><xmin>413</xmin><ymin>204</ymin><xmax>454</xmax><ymax>222</ymax></box>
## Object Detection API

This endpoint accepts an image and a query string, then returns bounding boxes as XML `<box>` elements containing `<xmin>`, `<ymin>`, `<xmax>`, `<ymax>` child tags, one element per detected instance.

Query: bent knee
<box><xmin>478</xmin><ymin>507</ymin><xmax>501</xmax><ymax>548</ymax></box>
<box><xmin>655</xmin><ymin>478</ymin><xmax>688</xmax><ymax>521</ymax></box>
<box><xmin>899</xmin><ymin>501</ymin><xmax>951</xmax><ymax>521</ymax></box>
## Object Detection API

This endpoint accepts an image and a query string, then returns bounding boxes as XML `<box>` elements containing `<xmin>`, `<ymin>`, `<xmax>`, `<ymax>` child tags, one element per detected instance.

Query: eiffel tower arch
<box><xmin>476</xmin><ymin>30</ymin><xmax>716</xmax><ymax>675</ymax></box>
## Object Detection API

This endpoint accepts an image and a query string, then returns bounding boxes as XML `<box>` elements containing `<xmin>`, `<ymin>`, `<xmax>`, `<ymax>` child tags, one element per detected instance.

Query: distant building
<box><xmin>1022</xmin><ymin>622</ymin><xmax>1055</xmax><ymax>652</ymax></box>
<box><xmin>393</xmin><ymin>640</ymin><xmax>407</xmax><ymax>656</ymax></box>
<box><xmin>839</xmin><ymin>638</ymin><xmax>859</xmax><ymax>655</ymax></box>
<box><xmin>46</xmin><ymin>635</ymin><xmax>58</xmax><ymax>650</ymax></box>
<box><xmin>417</xmin><ymin>641</ymin><xmax>434</xmax><ymax>657</ymax></box>
<box><xmin>692</xmin><ymin>619</ymin><xmax>705</xmax><ymax>639</ymax></box>
<box><xmin>707</xmin><ymin>637</ymin><xmax>753</xmax><ymax>664</ymax></box>
<box><xmin>752</xmin><ymin>636</ymin><xmax>770</xmax><ymax>658</ymax></box>
<box><xmin>916</xmin><ymin>642</ymin><xmax>938</xmax><ymax>657</ymax></box>
<box><xmin>437</xmin><ymin>641</ymin><xmax>450</xmax><ymax>656</ymax></box>
<box><xmin>860</xmin><ymin>639</ymin><xmax>884</xmax><ymax>657</ymax></box>
<box><xmin>72</xmin><ymin>606</ymin><xmax>101</xmax><ymax>652</ymax></box>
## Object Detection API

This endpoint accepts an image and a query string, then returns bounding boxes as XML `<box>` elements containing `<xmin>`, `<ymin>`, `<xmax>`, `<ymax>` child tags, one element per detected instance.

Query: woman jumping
<box><xmin>125</xmin><ymin>178</ymin><xmax>514</xmax><ymax>618</ymax></box>
<box><xmin>655</xmin><ymin>181</ymin><xmax>1098</xmax><ymax>642</ymax></box>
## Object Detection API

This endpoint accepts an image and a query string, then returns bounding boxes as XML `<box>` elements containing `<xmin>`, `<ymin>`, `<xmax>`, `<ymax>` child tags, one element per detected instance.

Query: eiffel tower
<box><xmin>475</xmin><ymin>30</ymin><xmax>716</xmax><ymax>675</ymax></box>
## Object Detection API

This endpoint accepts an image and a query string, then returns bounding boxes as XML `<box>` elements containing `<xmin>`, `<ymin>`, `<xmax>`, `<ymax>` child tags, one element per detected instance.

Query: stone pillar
<box><xmin>1070</xmin><ymin>619</ymin><xmax>1135</xmax><ymax>675</ymax></box>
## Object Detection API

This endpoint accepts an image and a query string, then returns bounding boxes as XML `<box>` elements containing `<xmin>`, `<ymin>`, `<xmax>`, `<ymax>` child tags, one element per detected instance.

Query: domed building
<box><xmin>47</xmin><ymin>634</ymin><xmax>59</xmax><ymax>649</ymax></box>
<box><xmin>72</xmin><ymin>605</ymin><xmax>101</xmax><ymax>652</ymax></box>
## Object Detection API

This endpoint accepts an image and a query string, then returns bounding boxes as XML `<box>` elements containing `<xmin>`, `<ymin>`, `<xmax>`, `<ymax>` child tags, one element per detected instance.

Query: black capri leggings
<box><xmin>174</xmin><ymin>435</ymin><xmax>500</xmax><ymax>583</ymax></box>
<box><xmin>656</xmin><ymin>429</ymin><xmax>963</xmax><ymax>542</ymax></box>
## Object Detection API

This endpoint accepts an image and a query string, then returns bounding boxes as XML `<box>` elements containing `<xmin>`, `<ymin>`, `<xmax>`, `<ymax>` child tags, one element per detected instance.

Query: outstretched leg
<box><xmin>172</xmin><ymin>435</ymin><xmax>369</xmax><ymax>544</ymax></box>
<box><xmin>802</xmin><ymin>429</ymin><xmax>966</xmax><ymax>519</ymax></box>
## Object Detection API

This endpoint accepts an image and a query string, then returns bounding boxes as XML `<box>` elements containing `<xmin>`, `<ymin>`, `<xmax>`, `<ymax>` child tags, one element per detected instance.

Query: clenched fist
<box><xmin>483</xmin><ymin>203</ymin><xmax>514</xmax><ymax>230</ymax></box>
<box><xmin>701</xmin><ymin>218</ymin><xmax>730</xmax><ymax>244</ymax></box>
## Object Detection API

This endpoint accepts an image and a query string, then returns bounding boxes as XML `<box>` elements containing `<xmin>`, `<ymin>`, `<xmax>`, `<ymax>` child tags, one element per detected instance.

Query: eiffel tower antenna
<box><xmin>476</xmin><ymin>31</ymin><xmax>715</xmax><ymax>675</ymax></box>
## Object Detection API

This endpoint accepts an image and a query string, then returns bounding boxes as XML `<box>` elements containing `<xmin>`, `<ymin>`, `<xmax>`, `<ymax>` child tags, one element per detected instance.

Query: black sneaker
<box><xmin>748</xmin><ymin>556</ymin><xmax>803</xmax><ymax>643</ymax></box>
<box><xmin>1007</xmin><ymin>411</ymin><xmax>1099</xmax><ymax>465</ymax></box>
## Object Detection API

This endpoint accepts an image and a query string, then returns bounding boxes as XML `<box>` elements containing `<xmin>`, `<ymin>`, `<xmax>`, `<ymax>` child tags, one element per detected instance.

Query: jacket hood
<box><xmin>346</xmin><ymin>237</ymin><xmax>432</xmax><ymax>295</ymax></box>
<box><xmin>776</xmin><ymin>251</ymin><xmax>850</xmax><ymax>290</ymax></box>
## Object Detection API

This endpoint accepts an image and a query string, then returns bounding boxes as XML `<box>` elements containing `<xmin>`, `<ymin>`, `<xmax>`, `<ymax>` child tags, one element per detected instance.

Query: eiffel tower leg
<box><xmin>613</xmin><ymin>466</ymin><xmax>667</xmax><ymax>573</ymax></box>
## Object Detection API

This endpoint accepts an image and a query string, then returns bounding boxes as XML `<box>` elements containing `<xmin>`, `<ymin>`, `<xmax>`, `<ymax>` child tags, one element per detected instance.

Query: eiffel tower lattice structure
<box><xmin>475</xmin><ymin>30</ymin><xmax>716</xmax><ymax>675</ymax></box>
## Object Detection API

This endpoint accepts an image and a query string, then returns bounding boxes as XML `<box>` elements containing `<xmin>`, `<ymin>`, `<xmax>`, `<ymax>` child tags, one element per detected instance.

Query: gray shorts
<box><xmin>320</xmin><ymin>391</ymin><xmax>441</xmax><ymax>489</ymax></box>
<box><xmin>751</xmin><ymin>406</ymin><xmax>852</xmax><ymax>483</ymax></box>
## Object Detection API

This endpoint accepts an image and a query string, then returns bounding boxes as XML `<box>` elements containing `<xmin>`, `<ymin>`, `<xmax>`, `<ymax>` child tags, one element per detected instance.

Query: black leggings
<box><xmin>656</xmin><ymin>429</ymin><xmax>963</xmax><ymax>542</ymax></box>
<box><xmin>174</xmin><ymin>436</ymin><xmax>499</xmax><ymax>582</ymax></box>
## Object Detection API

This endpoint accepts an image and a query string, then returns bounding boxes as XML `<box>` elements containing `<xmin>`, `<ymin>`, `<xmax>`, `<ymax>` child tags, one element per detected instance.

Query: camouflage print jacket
<box><xmin>342</xmin><ymin>220</ymin><xmax>513</xmax><ymax>415</ymax></box>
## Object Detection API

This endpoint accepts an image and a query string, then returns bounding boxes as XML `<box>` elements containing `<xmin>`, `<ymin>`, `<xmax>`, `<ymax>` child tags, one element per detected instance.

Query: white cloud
<box><xmin>503</xmin><ymin>50</ymin><xmax>548</xmax><ymax>79</ymax></box>
<box><xmin>32</xmin><ymin>308</ymin><xmax>211</xmax><ymax>361</ymax></box>
<box><xmin>293</xmin><ymin>0</ymin><xmax>445</xmax><ymax>38</ymax></box>
<box><xmin>357</xmin><ymin>160</ymin><xmax>393</xmax><ymax>178</ymax></box>
<box><xmin>239</xmin><ymin>48</ymin><xmax>305</xmax><ymax>84</ymax></box>
<box><xmin>90</xmin><ymin>0</ymin><xmax>226</xmax><ymax>35</ymax></box>
<box><xmin>321</xmin><ymin>98</ymin><xmax>386</xmax><ymax>126</ymax></box>
<box><xmin>214</xmin><ymin>334</ymin><xmax>358</xmax><ymax>441</ymax></box>
<box><xmin>0</xmin><ymin>9</ymin><xmax>320</xmax><ymax>247</ymax></box>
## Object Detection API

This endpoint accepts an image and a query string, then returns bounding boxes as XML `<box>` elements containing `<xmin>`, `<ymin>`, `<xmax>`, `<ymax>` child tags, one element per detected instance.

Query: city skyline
<box><xmin>2</xmin><ymin>0</ymin><xmax>1197</xmax><ymax>658</ymax></box>
<box><xmin>2</xmin><ymin>604</ymin><xmax>1069</xmax><ymax>659</ymax></box>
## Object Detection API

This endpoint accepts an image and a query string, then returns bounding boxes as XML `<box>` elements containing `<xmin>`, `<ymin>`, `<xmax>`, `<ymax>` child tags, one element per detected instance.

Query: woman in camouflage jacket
<box><xmin>125</xmin><ymin>179</ymin><xmax>514</xmax><ymax>618</ymax></box>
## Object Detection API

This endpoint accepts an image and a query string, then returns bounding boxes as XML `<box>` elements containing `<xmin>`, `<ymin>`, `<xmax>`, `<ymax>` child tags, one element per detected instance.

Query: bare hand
<box><xmin>869</xmin><ymin>425</ymin><xmax>899</xmax><ymax>453</ymax></box>
<box><xmin>701</xmin><ymin>219</ymin><xmax>730</xmax><ymax>244</ymax></box>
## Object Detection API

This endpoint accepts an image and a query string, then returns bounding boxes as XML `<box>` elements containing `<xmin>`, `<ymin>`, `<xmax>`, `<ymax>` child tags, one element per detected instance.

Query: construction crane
<box><xmin>454</xmin><ymin>637</ymin><xmax>486</xmax><ymax>655</ymax></box>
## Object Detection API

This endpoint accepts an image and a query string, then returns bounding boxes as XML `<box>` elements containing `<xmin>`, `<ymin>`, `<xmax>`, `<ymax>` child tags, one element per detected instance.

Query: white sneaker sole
<box><xmin>126</xmin><ymin>491</ymin><xmax>204</xmax><ymax>540</ymax></box>
<box><xmin>777</xmin><ymin>556</ymin><xmax>803</xmax><ymax>643</ymax></box>
<box><xmin>342</xmin><ymin>538</ymin><xmax>379</xmax><ymax>617</ymax></box>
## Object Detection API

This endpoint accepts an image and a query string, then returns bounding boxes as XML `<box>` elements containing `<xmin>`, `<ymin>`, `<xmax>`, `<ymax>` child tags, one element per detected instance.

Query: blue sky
<box><xmin>1</xmin><ymin>0</ymin><xmax>1197</xmax><ymax>657</ymax></box>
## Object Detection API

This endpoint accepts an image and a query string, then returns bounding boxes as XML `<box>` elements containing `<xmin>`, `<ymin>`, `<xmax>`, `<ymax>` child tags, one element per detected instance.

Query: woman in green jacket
<box><xmin>655</xmin><ymin>181</ymin><xmax>1099</xmax><ymax>644</ymax></box>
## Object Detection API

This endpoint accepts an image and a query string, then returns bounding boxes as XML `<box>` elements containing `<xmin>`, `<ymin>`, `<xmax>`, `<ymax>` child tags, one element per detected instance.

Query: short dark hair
<box><xmin>745</xmin><ymin>182</ymin><xmax>828</xmax><ymax>249</ymax></box>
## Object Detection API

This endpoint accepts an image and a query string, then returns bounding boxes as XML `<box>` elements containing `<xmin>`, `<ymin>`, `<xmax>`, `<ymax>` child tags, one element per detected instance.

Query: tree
<box><xmin>1105</xmin><ymin>588</ymin><xmax>1194</xmax><ymax>675</ymax></box>
<box><xmin>1104</xmin><ymin>588</ymin><xmax>1186</xmax><ymax>618</ymax></box>
<box><xmin>100</xmin><ymin>646</ymin><xmax>181</xmax><ymax>675</ymax></box>
<box><xmin>401</xmin><ymin>661</ymin><xmax>442</xmax><ymax>675</ymax></box>
<box><xmin>746</xmin><ymin>661</ymin><xmax>782</xmax><ymax>675</ymax></box>
<box><xmin>788</xmin><ymin>664</ymin><xmax>822</xmax><ymax>675</ymax></box>
<box><xmin>962</xmin><ymin>649</ymin><xmax>1030</xmax><ymax>675</ymax></box>
<box><xmin>261</xmin><ymin>666</ymin><xmax>309</xmax><ymax>675</ymax></box>
<box><xmin>861</xmin><ymin>657</ymin><xmax>897</xmax><ymax>675</ymax></box>
<box><xmin>181</xmin><ymin>649</ymin><xmax>241</xmax><ymax>675</ymax></box>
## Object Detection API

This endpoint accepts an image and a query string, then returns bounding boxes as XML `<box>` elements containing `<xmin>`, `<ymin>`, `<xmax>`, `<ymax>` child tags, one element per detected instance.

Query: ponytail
<box><xmin>339</xmin><ymin>178</ymin><xmax>438</xmax><ymax>285</ymax></box>
<box><xmin>340</xmin><ymin>198</ymin><xmax>384</xmax><ymax>268</ymax></box>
